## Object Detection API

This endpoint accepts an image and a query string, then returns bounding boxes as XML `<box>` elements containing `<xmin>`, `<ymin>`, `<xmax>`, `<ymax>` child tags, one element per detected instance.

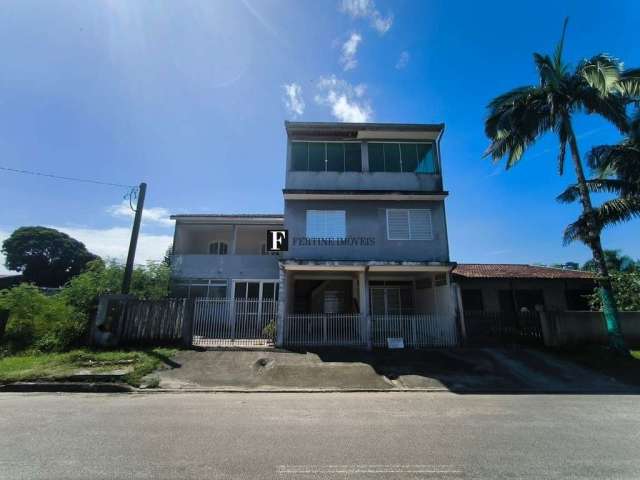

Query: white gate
<box><xmin>192</xmin><ymin>298</ymin><xmax>278</xmax><ymax>347</ymax></box>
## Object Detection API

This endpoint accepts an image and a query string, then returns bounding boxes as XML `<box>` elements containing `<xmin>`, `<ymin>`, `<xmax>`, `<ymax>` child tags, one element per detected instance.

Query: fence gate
<box><xmin>192</xmin><ymin>298</ymin><xmax>278</xmax><ymax>347</ymax></box>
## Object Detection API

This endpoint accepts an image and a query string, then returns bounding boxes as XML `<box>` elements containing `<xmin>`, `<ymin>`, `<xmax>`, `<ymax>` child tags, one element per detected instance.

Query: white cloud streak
<box><xmin>396</xmin><ymin>50</ymin><xmax>410</xmax><ymax>69</ymax></box>
<box><xmin>314</xmin><ymin>75</ymin><xmax>372</xmax><ymax>123</ymax></box>
<box><xmin>107</xmin><ymin>201</ymin><xmax>174</xmax><ymax>227</ymax></box>
<box><xmin>340</xmin><ymin>32</ymin><xmax>362</xmax><ymax>71</ymax></box>
<box><xmin>340</xmin><ymin>0</ymin><xmax>393</xmax><ymax>35</ymax></box>
<box><xmin>282</xmin><ymin>82</ymin><xmax>305</xmax><ymax>117</ymax></box>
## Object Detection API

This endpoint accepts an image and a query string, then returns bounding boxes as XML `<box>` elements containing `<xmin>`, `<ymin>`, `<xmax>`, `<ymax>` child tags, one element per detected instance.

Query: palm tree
<box><xmin>483</xmin><ymin>18</ymin><xmax>639</xmax><ymax>354</ymax></box>
<box><xmin>558</xmin><ymin>109</ymin><xmax>640</xmax><ymax>244</ymax></box>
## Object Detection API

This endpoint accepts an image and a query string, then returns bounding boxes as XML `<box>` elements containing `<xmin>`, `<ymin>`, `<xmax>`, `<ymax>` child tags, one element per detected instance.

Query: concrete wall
<box><xmin>174</xmin><ymin>224</ymin><xmax>280</xmax><ymax>255</ymax></box>
<box><xmin>456</xmin><ymin>278</ymin><xmax>594</xmax><ymax>312</ymax></box>
<box><xmin>545</xmin><ymin>311</ymin><xmax>640</xmax><ymax>348</ymax></box>
<box><xmin>171</xmin><ymin>255</ymin><xmax>280</xmax><ymax>280</ymax></box>
<box><xmin>283</xmin><ymin>199</ymin><xmax>449</xmax><ymax>262</ymax></box>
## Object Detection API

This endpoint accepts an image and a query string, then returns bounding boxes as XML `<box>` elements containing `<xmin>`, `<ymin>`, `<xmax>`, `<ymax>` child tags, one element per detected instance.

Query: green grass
<box><xmin>0</xmin><ymin>348</ymin><xmax>177</xmax><ymax>387</ymax></box>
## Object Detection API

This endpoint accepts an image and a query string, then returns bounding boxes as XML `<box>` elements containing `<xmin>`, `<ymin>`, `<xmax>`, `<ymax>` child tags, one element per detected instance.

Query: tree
<box><xmin>1</xmin><ymin>226</ymin><xmax>99</xmax><ymax>287</ymax></box>
<box><xmin>483</xmin><ymin>18</ymin><xmax>640</xmax><ymax>354</ymax></box>
<box><xmin>582</xmin><ymin>249</ymin><xmax>638</xmax><ymax>273</ymax></box>
<box><xmin>559</xmin><ymin>108</ymin><xmax>640</xmax><ymax>242</ymax></box>
<box><xmin>588</xmin><ymin>271</ymin><xmax>640</xmax><ymax>312</ymax></box>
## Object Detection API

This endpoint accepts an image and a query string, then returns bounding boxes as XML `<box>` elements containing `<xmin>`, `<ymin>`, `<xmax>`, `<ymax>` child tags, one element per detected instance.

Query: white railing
<box><xmin>371</xmin><ymin>314</ymin><xmax>458</xmax><ymax>347</ymax></box>
<box><xmin>284</xmin><ymin>314</ymin><xmax>365</xmax><ymax>347</ymax></box>
<box><xmin>193</xmin><ymin>298</ymin><xmax>278</xmax><ymax>347</ymax></box>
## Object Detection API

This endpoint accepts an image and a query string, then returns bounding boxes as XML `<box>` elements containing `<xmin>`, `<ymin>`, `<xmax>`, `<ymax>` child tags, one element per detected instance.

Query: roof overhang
<box><xmin>281</xmin><ymin>260</ymin><xmax>454</xmax><ymax>273</ymax></box>
<box><xmin>283</xmin><ymin>190</ymin><xmax>448</xmax><ymax>201</ymax></box>
<box><xmin>171</xmin><ymin>215</ymin><xmax>284</xmax><ymax>225</ymax></box>
<box><xmin>285</xmin><ymin>121</ymin><xmax>445</xmax><ymax>142</ymax></box>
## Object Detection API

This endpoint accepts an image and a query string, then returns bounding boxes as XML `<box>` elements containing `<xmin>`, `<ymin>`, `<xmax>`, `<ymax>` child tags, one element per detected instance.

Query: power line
<box><xmin>0</xmin><ymin>165</ymin><xmax>135</xmax><ymax>189</ymax></box>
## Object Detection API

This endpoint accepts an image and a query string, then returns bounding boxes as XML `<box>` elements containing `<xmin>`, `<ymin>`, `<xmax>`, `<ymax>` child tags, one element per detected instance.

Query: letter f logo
<box><xmin>267</xmin><ymin>230</ymin><xmax>288</xmax><ymax>252</ymax></box>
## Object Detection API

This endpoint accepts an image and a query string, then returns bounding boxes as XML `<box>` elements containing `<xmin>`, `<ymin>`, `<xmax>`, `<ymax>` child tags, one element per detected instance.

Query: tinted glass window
<box><xmin>416</xmin><ymin>143</ymin><xmax>435</xmax><ymax>173</ymax></box>
<box><xmin>384</xmin><ymin>143</ymin><xmax>401</xmax><ymax>172</ymax></box>
<box><xmin>368</xmin><ymin>143</ymin><xmax>384</xmax><ymax>172</ymax></box>
<box><xmin>345</xmin><ymin>143</ymin><xmax>361</xmax><ymax>171</ymax></box>
<box><xmin>326</xmin><ymin>143</ymin><xmax>344</xmax><ymax>171</ymax></box>
<box><xmin>291</xmin><ymin>142</ymin><xmax>308</xmax><ymax>171</ymax></box>
<box><xmin>308</xmin><ymin>143</ymin><xmax>325</xmax><ymax>171</ymax></box>
<box><xmin>401</xmin><ymin>144</ymin><xmax>418</xmax><ymax>172</ymax></box>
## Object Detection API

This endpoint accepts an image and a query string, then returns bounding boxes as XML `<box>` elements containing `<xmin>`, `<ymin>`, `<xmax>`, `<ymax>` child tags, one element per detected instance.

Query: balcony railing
<box><xmin>171</xmin><ymin>254</ymin><xmax>280</xmax><ymax>278</ymax></box>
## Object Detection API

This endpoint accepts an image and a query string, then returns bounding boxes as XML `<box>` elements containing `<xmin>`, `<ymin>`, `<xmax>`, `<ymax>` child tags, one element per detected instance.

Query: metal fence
<box><xmin>284</xmin><ymin>314</ymin><xmax>365</xmax><ymax>347</ymax></box>
<box><xmin>192</xmin><ymin>298</ymin><xmax>278</xmax><ymax>347</ymax></box>
<box><xmin>463</xmin><ymin>310</ymin><xmax>543</xmax><ymax>346</ymax></box>
<box><xmin>371</xmin><ymin>314</ymin><xmax>458</xmax><ymax>348</ymax></box>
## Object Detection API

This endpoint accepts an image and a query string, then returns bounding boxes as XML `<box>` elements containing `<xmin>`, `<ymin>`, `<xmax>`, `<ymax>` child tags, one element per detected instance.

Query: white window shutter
<box><xmin>387</xmin><ymin>209</ymin><xmax>410</xmax><ymax>240</ymax></box>
<box><xmin>409</xmin><ymin>209</ymin><xmax>433</xmax><ymax>240</ymax></box>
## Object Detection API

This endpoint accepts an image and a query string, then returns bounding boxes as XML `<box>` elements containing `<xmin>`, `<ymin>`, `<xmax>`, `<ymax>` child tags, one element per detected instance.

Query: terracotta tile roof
<box><xmin>452</xmin><ymin>264</ymin><xmax>596</xmax><ymax>280</ymax></box>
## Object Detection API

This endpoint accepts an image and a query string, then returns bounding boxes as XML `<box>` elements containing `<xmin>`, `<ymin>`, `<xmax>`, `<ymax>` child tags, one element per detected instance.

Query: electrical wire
<box><xmin>0</xmin><ymin>165</ymin><xmax>136</xmax><ymax>189</ymax></box>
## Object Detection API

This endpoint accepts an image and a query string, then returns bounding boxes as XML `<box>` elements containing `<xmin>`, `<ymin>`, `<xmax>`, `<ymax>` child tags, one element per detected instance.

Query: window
<box><xmin>171</xmin><ymin>280</ymin><xmax>227</xmax><ymax>299</ymax></box>
<box><xmin>461</xmin><ymin>289</ymin><xmax>484</xmax><ymax>311</ymax></box>
<box><xmin>234</xmin><ymin>281</ymin><xmax>279</xmax><ymax>301</ymax></box>
<box><xmin>368</xmin><ymin>142</ymin><xmax>437</xmax><ymax>173</ymax></box>
<box><xmin>291</xmin><ymin>142</ymin><xmax>362</xmax><ymax>172</ymax></box>
<box><xmin>565</xmin><ymin>289</ymin><xmax>592</xmax><ymax>311</ymax></box>
<box><xmin>370</xmin><ymin>282</ymin><xmax>414</xmax><ymax>315</ymax></box>
<box><xmin>209</xmin><ymin>241</ymin><xmax>228</xmax><ymax>255</ymax></box>
<box><xmin>386</xmin><ymin>209</ymin><xmax>433</xmax><ymax>240</ymax></box>
<box><xmin>306</xmin><ymin>210</ymin><xmax>346</xmax><ymax>239</ymax></box>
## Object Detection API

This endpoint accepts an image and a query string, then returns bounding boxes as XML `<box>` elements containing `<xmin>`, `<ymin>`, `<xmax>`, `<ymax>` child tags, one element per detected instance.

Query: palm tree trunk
<box><xmin>567</xmin><ymin>125</ymin><xmax>628</xmax><ymax>354</ymax></box>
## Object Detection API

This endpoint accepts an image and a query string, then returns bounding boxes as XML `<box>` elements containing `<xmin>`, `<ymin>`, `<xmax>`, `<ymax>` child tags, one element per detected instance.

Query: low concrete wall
<box><xmin>545</xmin><ymin>311</ymin><xmax>640</xmax><ymax>348</ymax></box>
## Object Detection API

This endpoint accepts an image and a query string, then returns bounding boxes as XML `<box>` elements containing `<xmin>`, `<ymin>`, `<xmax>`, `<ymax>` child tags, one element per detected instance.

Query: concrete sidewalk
<box><xmin>156</xmin><ymin>347</ymin><xmax>638</xmax><ymax>393</ymax></box>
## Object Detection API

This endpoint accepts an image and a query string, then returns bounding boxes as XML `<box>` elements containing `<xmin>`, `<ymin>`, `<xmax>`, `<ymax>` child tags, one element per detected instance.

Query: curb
<box><xmin>2</xmin><ymin>383</ymin><xmax>638</xmax><ymax>395</ymax></box>
<box><xmin>0</xmin><ymin>382</ymin><xmax>134</xmax><ymax>393</ymax></box>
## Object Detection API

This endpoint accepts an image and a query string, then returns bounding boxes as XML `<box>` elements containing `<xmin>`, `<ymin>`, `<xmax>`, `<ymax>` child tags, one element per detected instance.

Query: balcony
<box><xmin>171</xmin><ymin>254</ymin><xmax>280</xmax><ymax>279</ymax></box>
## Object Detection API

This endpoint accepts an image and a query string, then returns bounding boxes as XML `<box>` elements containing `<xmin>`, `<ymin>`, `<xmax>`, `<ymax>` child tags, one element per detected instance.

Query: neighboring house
<box><xmin>170</xmin><ymin>121</ymin><xmax>459</xmax><ymax>348</ymax></box>
<box><xmin>0</xmin><ymin>274</ymin><xmax>22</xmax><ymax>290</ymax></box>
<box><xmin>452</xmin><ymin>264</ymin><xmax>596</xmax><ymax>313</ymax></box>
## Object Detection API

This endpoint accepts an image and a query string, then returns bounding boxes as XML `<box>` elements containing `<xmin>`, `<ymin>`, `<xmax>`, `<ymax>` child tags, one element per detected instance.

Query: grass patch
<box><xmin>0</xmin><ymin>348</ymin><xmax>177</xmax><ymax>387</ymax></box>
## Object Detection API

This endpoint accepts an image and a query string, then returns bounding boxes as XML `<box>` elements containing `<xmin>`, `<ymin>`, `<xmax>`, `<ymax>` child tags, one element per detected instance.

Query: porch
<box><xmin>278</xmin><ymin>261</ymin><xmax>460</xmax><ymax>348</ymax></box>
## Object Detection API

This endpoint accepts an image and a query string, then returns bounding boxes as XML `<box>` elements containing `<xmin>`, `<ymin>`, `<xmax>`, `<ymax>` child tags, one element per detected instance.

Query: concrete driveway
<box><xmin>157</xmin><ymin>347</ymin><xmax>637</xmax><ymax>393</ymax></box>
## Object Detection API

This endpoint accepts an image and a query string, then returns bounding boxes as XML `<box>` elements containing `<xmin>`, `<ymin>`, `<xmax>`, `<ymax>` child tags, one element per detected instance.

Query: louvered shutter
<box><xmin>409</xmin><ymin>209</ymin><xmax>433</xmax><ymax>240</ymax></box>
<box><xmin>386</xmin><ymin>209</ymin><xmax>410</xmax><ymax>240</ymax></box>
<box><xmin>306</xmin><ymin>210</ymin><xmax>346</xmax><ymax>239</ymax></box>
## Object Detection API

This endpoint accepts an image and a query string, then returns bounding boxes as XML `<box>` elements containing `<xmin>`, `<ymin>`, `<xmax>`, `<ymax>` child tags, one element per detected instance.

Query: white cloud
<box><xmin>107</xmin><ymin>201</ymin><xmax>173</xmax><ymax>227</ymax></box>
<box><xmin>314</xmin><ymin>75</ymin><xmax>373</xmax><ymax>123</ymax></box>
<box><xmin>340</xmin><ymin>32</ymin><xmax>362</xmax><ymax>71</ymax></box>
<box><xmin>282</xmin><ymin>82</ymin><xmax>305</xmax><ymax>117</ymax></box>
<box><xmin>340</xmin><ymin>0</ymin><xmax>393</xmax><ymax>35</ymax></box>
<box><xmin>54</xmin><ymin>226</ymin><xmax>172</xmax><ymax>265</ymax></box>
<box><xmin>395</xmin><ymin>50</ymin><xmax>410</xmax><ymax>69</ymax></box>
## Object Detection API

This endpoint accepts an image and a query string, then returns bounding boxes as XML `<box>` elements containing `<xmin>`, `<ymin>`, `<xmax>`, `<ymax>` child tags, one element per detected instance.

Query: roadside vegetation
<box><xmin>0</xmin><ymin>348</ymin><xmax>176</xmax><ymax>386</ymax></box>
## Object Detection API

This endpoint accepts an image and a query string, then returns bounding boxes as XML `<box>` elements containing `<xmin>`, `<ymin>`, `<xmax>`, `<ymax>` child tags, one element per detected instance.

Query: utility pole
<box><xmin>122</xmin><ymin>182</ymin><xmax>146</xmax><ymax>294</ymax></box>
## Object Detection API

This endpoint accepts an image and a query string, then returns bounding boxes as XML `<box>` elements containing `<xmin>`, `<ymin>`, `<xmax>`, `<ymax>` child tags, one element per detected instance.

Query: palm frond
<box><xmin>562</xmin><ymin>217</ymin><xmax>587</xmax><ymax>245</ymax></box>
<box><xmin>596</xmin><ymin>197</ymin><xmax>640</xmax><ymax>226</ymax></box>
<box><xmin>576</xmin><ymin>86</ymin><xmax>629</xmax><ymax>133</ymax></box>
<box><xmin>553</xmin><ymin>18</ymin><xmax>569</xmax><ymax>71</ymax></box>
<box><xmin>617</xmin><ymin>68</ymin><xmax>640</xmax><ymax>98</ymax></box>
<box><xmin>557</xmin><ymin>179</ymin><xmax>628</xmax><ymax>204</ymax></box>
<box><xmin>578</xmin><ymin>54</ymin><xmax>623</xmax><ymax>96</ymax></box>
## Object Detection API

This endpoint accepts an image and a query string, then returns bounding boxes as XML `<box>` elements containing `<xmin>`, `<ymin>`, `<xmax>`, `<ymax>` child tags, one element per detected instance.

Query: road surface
<box><xmin>1</xmin><ymin>392</ymin><xmax>638</xmax><ymax>479</ymax></box>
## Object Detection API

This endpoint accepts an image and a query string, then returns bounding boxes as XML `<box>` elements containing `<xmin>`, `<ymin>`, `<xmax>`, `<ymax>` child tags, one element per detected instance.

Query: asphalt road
<box><xmin>1</xmin><ymin>392</ymin><xmax>638</xmax><ymax>479</ymax></box>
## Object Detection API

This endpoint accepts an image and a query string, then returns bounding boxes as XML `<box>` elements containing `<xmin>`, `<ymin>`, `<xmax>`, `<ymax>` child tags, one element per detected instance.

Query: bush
<box><xmin>262</xmin><ymin>320</ymin><xmax>277</xmax><ymax>342</ymax></box>
<box><xmin>0</xmin><ymin>284</ymin><xmax>86</xmax><ymax>354</ymax></box>
<box><xmin>589</xmin><ymin>272</ymin><xmax>640</xmax><ymax>311</ymax></box>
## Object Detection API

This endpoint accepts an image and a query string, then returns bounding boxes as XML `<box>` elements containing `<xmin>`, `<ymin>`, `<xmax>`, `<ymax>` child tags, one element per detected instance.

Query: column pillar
<box><xmin>358</xmin><ymin>269</ymin><xmax>371</xmax><ymax>349</ymax></box>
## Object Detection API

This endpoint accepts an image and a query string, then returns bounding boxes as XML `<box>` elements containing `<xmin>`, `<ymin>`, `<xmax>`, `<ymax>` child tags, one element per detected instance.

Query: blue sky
<box><xmin>1</xmin><ymin>0</ymin><xmax>639</xmax><ymax>273</ymax></box>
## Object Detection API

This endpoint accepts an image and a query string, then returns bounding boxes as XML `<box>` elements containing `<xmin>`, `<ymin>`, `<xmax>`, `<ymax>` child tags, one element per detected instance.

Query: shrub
<box><xmin>0</xmin><ymin>284</ymin><xmax>86</xmax><ymax>354</ymax></box>
<box><xmin>589</xmin><ymin>272</ymin><xmax>640</xmax><ymax>311</ymax></box>
<box><xmin>262</xmin><ymin>320</ymin><xmax>277</xmax><ymax>342</ymax></box>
